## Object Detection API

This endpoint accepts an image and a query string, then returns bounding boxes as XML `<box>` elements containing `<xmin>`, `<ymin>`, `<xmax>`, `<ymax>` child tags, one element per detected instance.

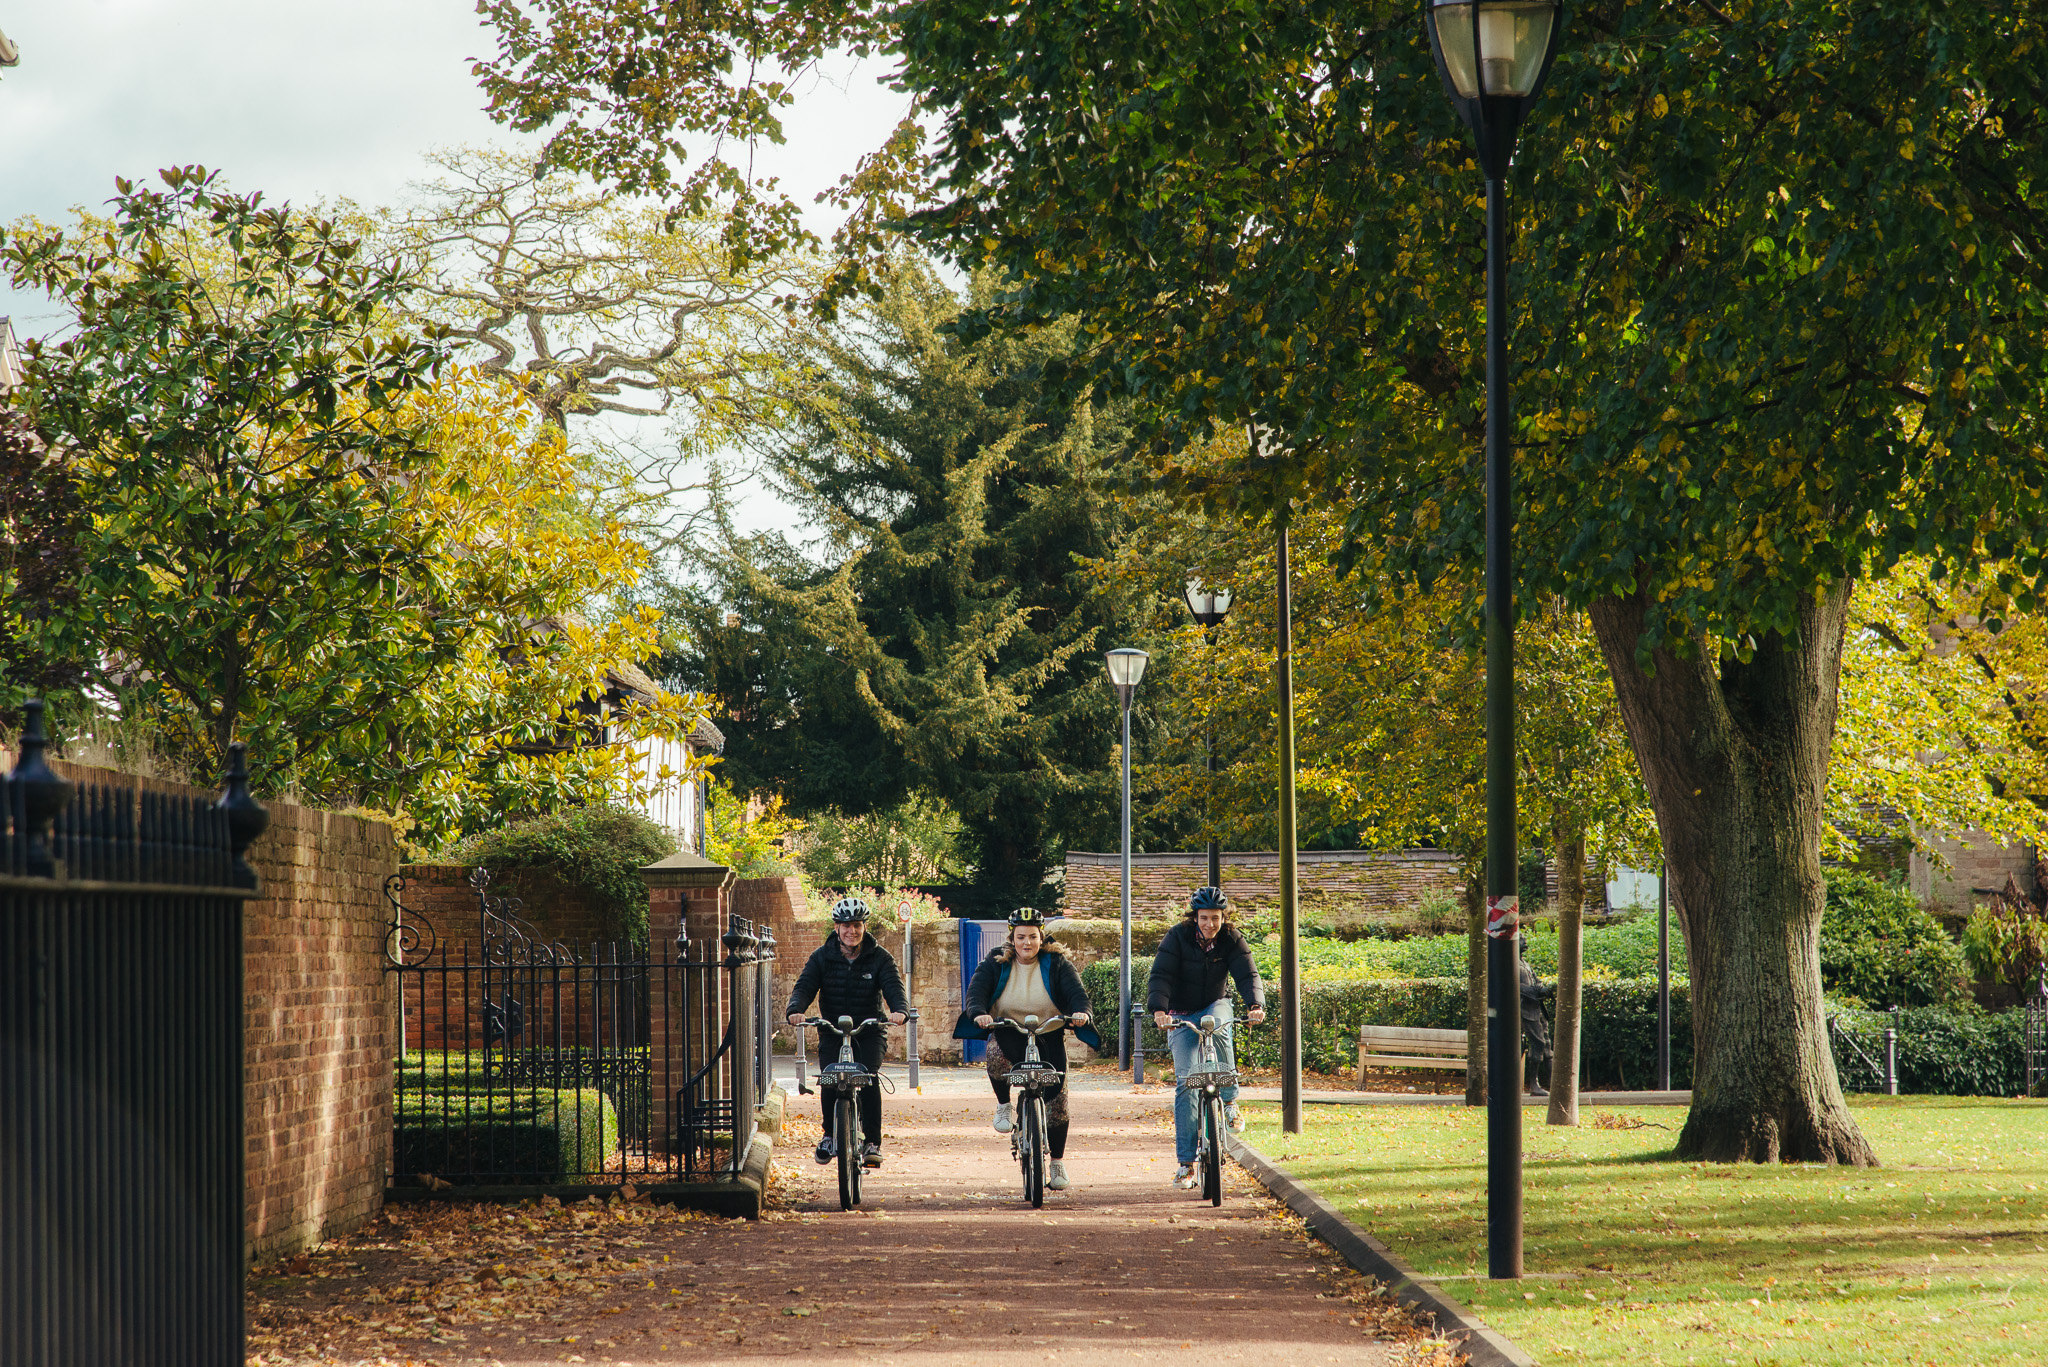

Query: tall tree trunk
<box><xmin>1464</xmin><ymin>870</ymin><xmax>1486</xmax><ymax>1107</ymax></box>
<box><xmin>1547</xmin><ymin>819</ymin><xmax>1585</xmax><ymax>1126</ymax></box>
<box><xmin>1589</xmin><ymin>582</ymin><xmax>1876</xmax><ymax>1165</ymax></box>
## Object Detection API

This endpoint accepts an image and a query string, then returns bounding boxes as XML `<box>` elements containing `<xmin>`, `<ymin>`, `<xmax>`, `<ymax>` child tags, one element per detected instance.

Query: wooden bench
<box><xmin>1358</xmin><ymin>1025</ymin><xmax>1469</xmax><ymax>1084</ymax></box>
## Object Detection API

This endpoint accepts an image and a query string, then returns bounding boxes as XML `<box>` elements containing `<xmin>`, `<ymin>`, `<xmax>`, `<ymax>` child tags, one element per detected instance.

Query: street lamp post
<box><xmin>1182</xmin><ymin>582</ymin><xmax>1234</xmax><ymax>889</ymax></box>
<box><xmin>1422</xmin><ymin>0</ymin><xmax>1564</xmax><ymax>1283</ymax></box>
<box><xmin>1105</xmin><ymin>647</ymin><xmax>1150</xmax><ymax>1073</ymax></box>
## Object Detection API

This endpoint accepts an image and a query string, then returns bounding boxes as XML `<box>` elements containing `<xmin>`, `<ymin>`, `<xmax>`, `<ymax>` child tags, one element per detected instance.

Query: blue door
<box><xmin>957</xmin><ymin>920</ymin><xmax>1008</xmax><ymax>1063</ymax></box>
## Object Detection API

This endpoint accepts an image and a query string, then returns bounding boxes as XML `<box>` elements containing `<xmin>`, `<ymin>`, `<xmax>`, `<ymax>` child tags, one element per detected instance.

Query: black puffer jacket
<box><xmin>1145</xmin><ymin>918</ymin><xmax>1264</xmax><ymax>1015</ymax></box>
<box><xmin>784</xmin><ymin>932</ymin><xmax>908</xmax><ymax>1023</ymax></box>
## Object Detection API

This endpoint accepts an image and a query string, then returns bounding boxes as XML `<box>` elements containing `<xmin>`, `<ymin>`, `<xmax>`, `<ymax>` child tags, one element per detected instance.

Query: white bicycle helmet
<box><xmin>830</xmin><ymin>896</ymin><xmax>872</xmax><ymax>924</ymax></box>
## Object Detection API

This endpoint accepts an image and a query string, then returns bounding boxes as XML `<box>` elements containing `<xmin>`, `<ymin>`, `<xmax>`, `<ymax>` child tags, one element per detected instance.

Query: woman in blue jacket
<box><xmin>953</xmin><ymin>907</ymin><xmax>1102</xmax><ymax>1191</ymax></box>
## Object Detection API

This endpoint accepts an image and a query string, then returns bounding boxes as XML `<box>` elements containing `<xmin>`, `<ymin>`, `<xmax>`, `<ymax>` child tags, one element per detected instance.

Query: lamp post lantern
<box><xmin>1182</xmin><ymin>581</ymin><xmax>1234</xmax><ymax>888</ymax></box>
<box><xmin>1422</xmin><ymin>0</ymin><xmax>1563</xmax><ymax>1283</ymax></box>
<box><xmin>1105</xmin><ymin>647</ymin><xmax>1150</xmax><ymax>1073</ymax></box>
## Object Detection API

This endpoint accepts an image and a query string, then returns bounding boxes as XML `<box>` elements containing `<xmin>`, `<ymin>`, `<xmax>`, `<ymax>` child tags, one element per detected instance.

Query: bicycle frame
<box><xmin>801</xmin><ymin>1014</ymin><xmax>885</xmax><ymax>1209</ymax></box>
<box><xmin>1171</xmin><ymin>1014</ymin><xmax>1238</xmax><ymax>1205</ymax></box>
<box><xmin>991</xmin><ymin>1014</ymin><xmax>1067</xmax><ymax>1207</ymax></box>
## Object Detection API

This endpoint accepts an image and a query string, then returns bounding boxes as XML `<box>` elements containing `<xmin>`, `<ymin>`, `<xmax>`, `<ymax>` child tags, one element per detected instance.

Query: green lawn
<box><xmin>1241</xmin><ymin>1097</ymin><xmax>2048</xmax><ymax>1366</ymax></box>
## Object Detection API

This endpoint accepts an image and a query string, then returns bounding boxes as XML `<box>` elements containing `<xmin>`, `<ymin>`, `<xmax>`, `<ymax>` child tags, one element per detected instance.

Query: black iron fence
<box><xmin>384</xmin><ymin>869</ymin><xmax>775</xmax><ymax>1193</ymax></box>
<box><xmin>2027</xmin><ymin>979</ymin><xmax>2047</xmax><ymax>1099</ymax></box>
<box><xmin>1</xmin><ymin>702</ymin><xmax>267</xmax><ymax>1367</ymax></box>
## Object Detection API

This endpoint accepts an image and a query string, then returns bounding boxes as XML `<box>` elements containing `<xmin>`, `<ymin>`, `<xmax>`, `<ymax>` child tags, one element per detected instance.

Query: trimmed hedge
<box><xmin>1828</xmin><ymin>1005</ymin><xmax>2029</xmax><ymax>1097</ymax></box>
<box><xmin>1086</xmin><ymin>959</ymin><xmax>2030</xmax><ymax>1095</ymax></box>
<box><xmin>1234</xmin><ymin>916</ymin><xmax>1687</xmax><ymax>983</ymax></box>
<box><xmin>397</xmin><ymin>1049</ymin><xmax>651</xmax><ymax>1136</ymax></box>
<box><xmin>394</xmin><ymin>1086</ymin><xmax>619</xmax><ymax>1182</ymax></box>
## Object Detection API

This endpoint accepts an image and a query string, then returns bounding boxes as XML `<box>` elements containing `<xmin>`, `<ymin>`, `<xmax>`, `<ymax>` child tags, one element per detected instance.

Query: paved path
<box><xmin>251</xmin><ymin>1086</ymin><xmax>1422</xmax><ymax>1367</ymax></box>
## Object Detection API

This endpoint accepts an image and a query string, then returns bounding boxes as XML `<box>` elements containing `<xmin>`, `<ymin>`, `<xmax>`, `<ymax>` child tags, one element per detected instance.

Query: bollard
<box><xmin>795</xmin><ymin>1020</ymin><xmax>812</xmax><ymax>1095</ymax></box>
<box><xmin>906</xmin><ymin>1007</ymin><xmax>921</xmax><ymax>1093</ymax></box>
<box><xmin>1131</xmin><ymin>1003</ymin><xmax>1148</xmax><ymax>1084</ymax></box>
<box><xmin>1885</xmin><ymin>1007</ymin><xmax>1899</xmax><ymax>1096</ymax></box>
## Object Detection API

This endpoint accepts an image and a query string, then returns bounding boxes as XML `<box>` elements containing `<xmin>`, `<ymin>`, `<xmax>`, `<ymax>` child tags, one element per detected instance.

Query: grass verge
<box><xmin>1242</xmin><ymin>1095</ymin><xmax>2047</xmax><ymax>1367</ymax></box>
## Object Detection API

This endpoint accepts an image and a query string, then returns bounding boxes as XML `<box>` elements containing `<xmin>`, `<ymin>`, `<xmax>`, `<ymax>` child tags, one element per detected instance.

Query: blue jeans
<box><xmin>1168</xmin><ymin>1000</ymin><xmax>1239</xmax><ymax>1163</ymax></box>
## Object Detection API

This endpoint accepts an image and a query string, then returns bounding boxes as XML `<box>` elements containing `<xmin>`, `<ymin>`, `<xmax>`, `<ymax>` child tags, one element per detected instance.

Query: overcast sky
<box><xmin>0</xmin><ymin>0</ymin><xmax>907</xmax><ymax>538</ymax></box>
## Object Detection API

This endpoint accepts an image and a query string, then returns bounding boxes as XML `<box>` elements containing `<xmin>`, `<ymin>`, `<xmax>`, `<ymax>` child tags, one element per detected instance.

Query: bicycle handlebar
<box><xmin>988</xmin><ymin>1014</ymin><xmax>1079</xmax><ymax>1036</ymax></box>
<box><xmin>799</xmin><ymin>1016</ymin><xmax>890</xmax><ymax>1034</ymax></box>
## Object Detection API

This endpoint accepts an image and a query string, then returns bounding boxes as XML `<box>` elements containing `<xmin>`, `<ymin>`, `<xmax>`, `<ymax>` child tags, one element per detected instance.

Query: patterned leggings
<box><xmin>986</xmin><ymin>1029</ymin><xmax>1069</xmax><ymax>1160</ymax></box>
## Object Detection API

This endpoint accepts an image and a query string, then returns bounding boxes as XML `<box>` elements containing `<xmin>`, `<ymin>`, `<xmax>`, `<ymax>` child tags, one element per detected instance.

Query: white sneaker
<box><xmin>992</xmin><ymin>1103</ymin><xmax>1013</xmax><ymax>1133</ymax></box>
<box><xmin>1172</xmin><ymin>1163</ymin><xmax>1197</xmax><ymax>1189</ymax></box>
<box><xmin>1226</xmin><ymin>1103</ymin><xmax>1246</xmax><ymax>1134</ymax></box>
<box><xmin>1047</xmin><ymin>1161</ymin><xmax>1070</xmax><ymax>1190</ymax></box>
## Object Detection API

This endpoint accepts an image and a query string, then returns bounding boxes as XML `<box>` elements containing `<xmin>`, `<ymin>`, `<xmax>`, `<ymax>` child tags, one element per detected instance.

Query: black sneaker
<box><xmin>814</xmin><ymin>1136</ymin><xmax>836</xmax><ymax>1165</ymax></box>
<box><xmin>861</xmin><ymin>1142</ymin><xmax>882</xmax><ymax>1169</ymax></box>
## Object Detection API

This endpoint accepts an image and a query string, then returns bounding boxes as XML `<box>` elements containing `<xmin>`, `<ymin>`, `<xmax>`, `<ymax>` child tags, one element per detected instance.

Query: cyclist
<box><xmin>954</xmin><ymin>907</ymin><xmax>1102</xmax><ymax>1192</ymax></box>
<box><xmin>1148</xmin><ymin>885</ymin><xmax>1266</xmax><ymax>1189</ymax></box>
<box><xmin>785</xmin><ymin>896</ymin><xmax>907</xmax><ymax>1169</ymax></box>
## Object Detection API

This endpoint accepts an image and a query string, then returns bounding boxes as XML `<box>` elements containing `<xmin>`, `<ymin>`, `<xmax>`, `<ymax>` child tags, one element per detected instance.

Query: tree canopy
<box><xmin>662</xmin><ymin>261</ymin><xmax>1143</xmax><ymax>899</ymax></box>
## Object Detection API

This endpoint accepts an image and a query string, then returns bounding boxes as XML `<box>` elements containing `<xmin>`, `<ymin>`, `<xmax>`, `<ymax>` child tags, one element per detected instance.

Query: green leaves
<box><xmin>1</xmin><ymin>169</ymin><xmax>448</xmax><ymax>781</ymax></box>
<box><xmin>876</xmin><ymin>0</ymin><xmax>2048</xmax><ymax>655</ymax></box>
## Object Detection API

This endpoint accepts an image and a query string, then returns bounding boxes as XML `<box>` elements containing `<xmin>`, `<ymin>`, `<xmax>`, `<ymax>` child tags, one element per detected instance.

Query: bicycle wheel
<box><xmin>835</xmin><ymin>1093</ymin><xmax>858</xmax><ymax>1210</ymax></box>
<box><xmin>1201</xmin><ymin>1092</ymin><xmax>1224</xmax><ymax>1206</ymax></box>
<box><xmin>1022</xmin><ymin>1094</ymin><xmax>1046</xmax><ymax>1208</ymax></box>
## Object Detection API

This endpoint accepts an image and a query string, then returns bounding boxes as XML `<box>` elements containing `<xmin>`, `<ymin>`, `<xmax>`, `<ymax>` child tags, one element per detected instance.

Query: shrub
<box><xmin>394</xmin><ymin>1086</ymin><xmax>619</xmax><ymax>1182</ymax></box>
<box><xmin>1962</xmin><ymin>897</ymin><xmax>2048</xmax><ymax>998</ymax></box>
<box><xmin>1821</xmin><ymin>870</ymin><xmax>1968</xmax><ymax>1007</ymax></box>
<box><xmin>440</xmin><ymin>805</ymin><xmax>676</xmax><ymax>944</ymax></box>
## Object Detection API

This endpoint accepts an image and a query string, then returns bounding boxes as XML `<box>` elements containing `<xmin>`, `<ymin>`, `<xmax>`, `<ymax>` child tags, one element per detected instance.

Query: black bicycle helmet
<box><xmin>830</xmin><ymin>896</ymin><xmax>871</xmax><ymax>924</ymax></box>
<box><xmin>1189</xmin><ymin>885</ymin><xmax>1228</xmax><ymax>911</ymax></box>
<box><xmin>1008</xmin><ymin>906</ymin><xmax>1048</xmax><ymax>928</ymax></box>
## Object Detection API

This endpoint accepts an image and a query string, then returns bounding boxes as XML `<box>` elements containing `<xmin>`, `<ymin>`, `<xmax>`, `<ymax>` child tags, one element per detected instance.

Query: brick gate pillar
<box><xmin>642</xmin><ymin>851</ymin><xmax>735</xmax><ymax>1156</ymax></box>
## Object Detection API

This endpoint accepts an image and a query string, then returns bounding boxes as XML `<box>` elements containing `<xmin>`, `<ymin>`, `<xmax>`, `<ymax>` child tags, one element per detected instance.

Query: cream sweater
<box><xmin>991</xmin><ymin>958</ymin><xmax>1058</xmax><ymax>1025</ymax></box>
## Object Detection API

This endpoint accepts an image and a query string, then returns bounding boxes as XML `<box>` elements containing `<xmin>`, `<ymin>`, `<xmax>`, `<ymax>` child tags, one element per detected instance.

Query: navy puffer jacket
<box><xmin>953</xmin><ymin>944</ymin><xmax>1105</xmax><ymax>1052</ymax></box>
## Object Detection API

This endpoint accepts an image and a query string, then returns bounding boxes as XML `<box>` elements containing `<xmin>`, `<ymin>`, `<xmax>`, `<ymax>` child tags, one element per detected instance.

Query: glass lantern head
<box><xmin>1104</xmin><ymin>647</ymin><xmax>1149</xmax><ymax>706</ymax></box>
<box><xmin>1182</xmin><ymin>581</ymin><xmax>1235</xmax><ymax>628</ymax></box>
<box><xmin>1425</xmin><ymin>0</ymin><xmax>1564</xmax><ymax>179</ymax></box>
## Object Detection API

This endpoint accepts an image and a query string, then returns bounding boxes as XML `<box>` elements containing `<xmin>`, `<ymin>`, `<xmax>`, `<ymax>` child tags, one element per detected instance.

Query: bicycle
<box><xmin>1169</xmin><ymin>1015</ymin><xmax>1237</xmax><ymax>1206</ymax></box>
<box><xmin>988</xmin><ymin>1013</ymin><xmax>1068</xmax><ymax>1208</ymax></box>
<box><xmin>800</xmin><ymin>1014</ymin><xmax>887</xmax><ymax>1210</ymax></box>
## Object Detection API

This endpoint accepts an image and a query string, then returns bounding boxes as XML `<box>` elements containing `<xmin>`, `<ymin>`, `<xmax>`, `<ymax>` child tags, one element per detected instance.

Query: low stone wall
<box><xmin>1062</xmin><ymin>849</ymin><xmax>1466</xmax><ymax>928</ymax></box>
<box><xmin>1910</xmin><ymin>832</ymin><xmax>2040</xmax><ymax>917</ymax></box>
<box><xmin>49</xmin><ymin>761</ymin><xmax>399</xmax><ymax>1263</ymax></box>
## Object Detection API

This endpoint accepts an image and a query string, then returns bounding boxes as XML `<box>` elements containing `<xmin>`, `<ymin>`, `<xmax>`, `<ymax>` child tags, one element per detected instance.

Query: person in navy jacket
<box><xmin>953</xmin><ymin>907</ymin><xmax>1102</xmax><ymax>1191</ymax></box>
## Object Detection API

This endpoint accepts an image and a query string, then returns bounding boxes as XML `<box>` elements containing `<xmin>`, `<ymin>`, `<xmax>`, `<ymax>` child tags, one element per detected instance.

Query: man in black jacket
<box><xmin>1147</xmin><ymin>886</ymin><xmax>1266</xmax><ymax>1188</ymax></box>
<box><xmin>784</xmin><ymin>897</ymin><xmax>907</xmax><ymax>1166</ymax></box>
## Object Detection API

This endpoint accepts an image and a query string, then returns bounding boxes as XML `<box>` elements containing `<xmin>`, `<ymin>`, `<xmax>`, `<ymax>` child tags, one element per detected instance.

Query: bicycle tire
<box><xmin>1023</xmin><ymin>1095</ymin><xmax>1046</xmax><ymax>1208</ymax></box>
<box><xmin>836</xmin><ymin>1093</ymin><xmax>858</xmax><ymax>1210</ymax></box>
<box><xmin>1202</xmin><ymin>1092</ymin><xmax>1224</xmax><ymax>1206</ymax></box>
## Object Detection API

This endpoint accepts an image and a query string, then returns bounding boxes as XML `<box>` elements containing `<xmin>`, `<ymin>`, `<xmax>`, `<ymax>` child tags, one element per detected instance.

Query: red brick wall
<box><xmin>1061</xmin><ymin>849</ymin><xmax>1467</xmax><ymax>925</ymax></box>
<box><xmin>734</xmin><ymin>875</ymin><xmax>806</xmax><ymax>964</ymax></box>
<box><xmin>49</xmin><ymin>761</ymin><xmax>399</xmax><ymax>1264</ymax></box>
<box><xmin>398</xmin><ymin>862</ymin><xmax>612</xmax><ymax>946</ymax></box>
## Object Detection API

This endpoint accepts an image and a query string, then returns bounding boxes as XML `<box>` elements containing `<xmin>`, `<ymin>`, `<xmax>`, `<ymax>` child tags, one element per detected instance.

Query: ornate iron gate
<box><xmin>384</xmin><ymin>869</ymin><xmax>774</xmax><ymax>1192</ymax></box>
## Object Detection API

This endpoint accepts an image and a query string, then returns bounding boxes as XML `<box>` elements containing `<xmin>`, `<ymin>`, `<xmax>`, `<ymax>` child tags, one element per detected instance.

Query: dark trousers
<box><xmin>816</xmin><ymin>1026</ymin><xmax>885</xmax><ymax>1144</ymax></box>
<box><xmin>987</xmin><ymin>1029</ymin><xmax>1069</xmax><ymax>1160</ymax></box>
